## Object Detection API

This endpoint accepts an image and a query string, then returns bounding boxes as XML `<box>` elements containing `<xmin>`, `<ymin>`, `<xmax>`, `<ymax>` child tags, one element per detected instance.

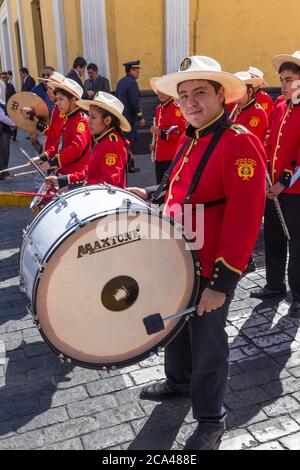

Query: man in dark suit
<box><xmin>20</xmin><ymin>67</ymin><xmax>36</xmax><ymax>91</ymax></box>
<box><xmin>116</xmin><ymin>60</ymin><xmax>145</xmax><ymax>172</ymax></box>
<box><xmin>84</xmin><ymin>63</ymin><xmax>111</xmax><ymax>98</ymax></box>
<box><xmin>0</xmin><ymin>71</ymin><xmax>16</xmax><ymax>102</ymax></box>
<box><xmin>66</xmin><ymin>57</ymin><xmax>89</xmax><ymax>99</ymax></box>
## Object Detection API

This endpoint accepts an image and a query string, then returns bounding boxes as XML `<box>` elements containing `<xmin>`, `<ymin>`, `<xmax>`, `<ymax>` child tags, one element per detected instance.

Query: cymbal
<box><xmin>7</xmin><ymin>92</ymin><xmax>49</xmax><ymax>134</ymax></box>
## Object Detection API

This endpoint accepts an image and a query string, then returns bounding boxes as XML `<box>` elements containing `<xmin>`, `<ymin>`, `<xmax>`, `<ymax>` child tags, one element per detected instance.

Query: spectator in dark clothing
<box><xmin>0</xmin><ymin>81</ymin><xmax>15</xmax><ymax>181</ymax></box>
<box><xmin>84</xmin><ymin>63</ymin><xmax>111</xmax><ymax>98</ymax></box>
<box><xmin>20</xmin><ymin>67</ymin><xmax>36</xmax><ymax>91</ymax></box>
<box><xmin>116</xmin><ymin>60</ymin><xmax>145</xmax><ymax>172</ymax></box>
<box><xmin>66</xmin><ymin>57</ymin><xmax>89</xmax><ymax>99</ymax></box>
<box><xmin>31</xmin><ymin>66</ymin><xmax>55</xmax><ymax>114</ymax></box>
<box><xmin>0</xmin><ymin>71</ymin><xmax>16</xmax><ymax>102</ymax></box>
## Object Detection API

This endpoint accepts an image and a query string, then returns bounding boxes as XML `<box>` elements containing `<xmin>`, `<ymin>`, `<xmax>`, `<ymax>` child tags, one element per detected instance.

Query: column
<box><xmin>80</xmin><ymin>0</ymin><xmax>110</xmax><ymax>81</ymax></box>
<box><xmin>164</xmin><ymin>0</ymin><xmax>189</xmax><ymax>74</ymax></box>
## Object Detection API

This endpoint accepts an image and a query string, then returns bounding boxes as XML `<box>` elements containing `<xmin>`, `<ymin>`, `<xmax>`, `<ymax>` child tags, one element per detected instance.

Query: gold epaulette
<box><xmin>230</xmin><ymin>124</ymin><xmax>248</xmax><ymax>134</ymax></box>
<box><xmin>109</xmin><ymin>133</ymin><xmax>118</xmax><ymax>142</ymax></box>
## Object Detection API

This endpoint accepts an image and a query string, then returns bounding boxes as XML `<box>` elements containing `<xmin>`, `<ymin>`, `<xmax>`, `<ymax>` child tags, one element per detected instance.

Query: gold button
<box><xmin>210</xmin><ymin>281</ymin><xmax>215</xmax><ymax>286</ymax></box>
<box><xmin>274</xmin><ymin>170</ymin><xmax>277</xmax><ymax>173</ymax></box>
<box><xmin>184</xmin><ymin>157</ymin><xmax>189</xmax><ymax>163</ymax></box>
<box><xmin>169</xmin><ymin>194</ymin><xmax>174</xmax><ymax>200</ymax></box>
<box><xmin>213</xmin><ymin>274</ymin><xmax>219</xmax><ymax>279</ymax></box>
<box><xmin>215</xmin><ymin>267</ymin><xmax>220</xmax><ymax>272</ymax></box>
<box><xmin>175</xmin><ymin>176</ymin><xmax>180</xmax><ymax>181</ymax></box>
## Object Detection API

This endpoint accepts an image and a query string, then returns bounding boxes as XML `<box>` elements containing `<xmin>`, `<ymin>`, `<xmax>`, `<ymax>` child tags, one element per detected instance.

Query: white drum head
<box><xmin>34</xmin><ymin>210</ymin><xmax>198</xmax><ymax>368</ymax></box>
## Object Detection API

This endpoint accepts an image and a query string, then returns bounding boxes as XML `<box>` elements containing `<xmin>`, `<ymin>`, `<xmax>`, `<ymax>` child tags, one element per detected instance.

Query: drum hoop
<box><xmin>25</xmin><ymin>196</ymin><xmax>201</xmax><ymax>369</ymax></box>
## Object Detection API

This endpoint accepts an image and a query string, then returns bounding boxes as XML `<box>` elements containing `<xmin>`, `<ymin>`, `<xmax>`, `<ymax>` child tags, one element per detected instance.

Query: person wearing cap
<box><xmin>30</xmin><ymin>76</ymin><xmax>92</xmax><ymax>201</ymax></box>
<box><xmin>250</xmin><ymin>51</ymin><xmax>300</xmax><ymax>318</ymax></box>
<box><xmin>45</xmin><ymin>92</ymin><xmax>130</xmax><ymax>190</ymax></box>
<box><xmin>248</xmin><ymin>67</ymin><xmax>274</xmax><ymax>125</ymax></box>
<box><xmin>128</xmin><ymin>56</ymin><xmax>266</xmax><ymax>450</ymax></box>
<box><xmin>0</xmin><ymin>81</ymin><xmax>15</xmax><ymax>181</ymax></box>
<box><xmin>116</xmin><ymin>60</ymin><xmax>145</xmax><ymax>173</ymax></box>
<box><xmin>230</xmin><ymin>71</ymin><xmax>268</xmax><ymax>143</ymax></box>
<box><xmin>150</xmin><ymin>77</ymin><xmax>186</xmax><ymax>183</ymax></box>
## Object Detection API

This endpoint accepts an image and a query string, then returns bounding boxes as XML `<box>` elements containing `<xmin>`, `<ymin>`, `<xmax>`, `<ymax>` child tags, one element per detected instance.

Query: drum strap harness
<box><xmin>149</xmin><ymin>121</ymin><xmax>230</xmax><ymax>209</ymax></box>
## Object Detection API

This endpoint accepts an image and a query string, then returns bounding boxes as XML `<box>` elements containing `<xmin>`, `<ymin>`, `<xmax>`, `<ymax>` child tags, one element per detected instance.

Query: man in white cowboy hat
<box><xmin>129</xmin><ymin>55</ymin><xmax>267</xmax><ymax>450</ymax></box>
<box><xmin>30</xmin><ymin>75</ymin><xmax>92</xmax><ymax>210</ymax></box>
<box><xmin>248</xmin><ymin>66</ymin><xmax>274</xmax><ymax>125</ymax></box>
<box><xmin>0</xmin><ymin>81</ymin><xmax>15</xmax><ymax>181</ymax></box>
<box><xmin>250</xmin><ymin>51</ymin><xmax>300</xmax><ymax>318</ymax></box>
<box><xmin>150</xmin><ymin>77</ymin><xmax>186</xmax><ymax>183</ymax></box>
<box><xmin>231</xmin><ymin>71</ymin><xmax>268</xmax><ymax>143</ymax></box>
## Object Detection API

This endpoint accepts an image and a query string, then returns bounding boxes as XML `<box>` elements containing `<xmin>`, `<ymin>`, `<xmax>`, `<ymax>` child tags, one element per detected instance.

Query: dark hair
<box><xmin>87</xmin><ymin>63</ymin><xmax>98</xmax><ymax>73</ymax></box>
<box><xmin>0</xmin><ymin>71</ymin><xmax>8</xmax><ymax>76</ymax></box>
<box><xmin>53</xmin><ymin>88</ymin><xmax>75</xmax><ymax>100</ymax></box>
<box><xmin>19</xmin><ymin>67</ymin><xmax>29</xmax><ymax>74</ymax></box>
<box><xmin>278</xmin><ymin>62</ymin><xmax>300</xmax><ymax>75</ymax></box>
<box><xmin>73</xmin><ymin>57</ymin><xmax>87</xmax><ymax>69</ymax></box>
<box><xmin>93</xmin><ymin>107</ymin><xmax>129</xmax><ymax>148</ymax></box>
<box><xmin>42</xmin><ymin>65</ymin><xmax>55</xmax><ymax>73</ymax></box>
<box><xmin>177</xmin><ymin>79</ymin><xmax>223</xmax><ymax>94</ymax></box>
<box><xmin>7</xmin><ymin>71</ymin><xmax>12</xmax><ymax>76</ymax></box>
<box><xmin>246</xmin><ymin>84</ymin><xmax>255</xmax><ymax>99</ymax></box>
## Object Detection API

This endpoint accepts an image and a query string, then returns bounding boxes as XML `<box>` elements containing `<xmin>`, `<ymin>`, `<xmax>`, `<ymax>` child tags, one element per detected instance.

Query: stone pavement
<box><xmin>0</xmin><ymin>136</ymin><xmax>300</xmax><ymax>451</ymax></box>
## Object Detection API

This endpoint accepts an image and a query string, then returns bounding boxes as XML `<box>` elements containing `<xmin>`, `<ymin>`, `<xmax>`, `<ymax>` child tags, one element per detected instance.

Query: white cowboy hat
<box><xmin>150</xmin><ymin>76</ymin><xmax>172</xmax><ymax>96</ymax></box>
<box><xmin>76</xmin><ymin>91</ymin><xmax>131</xmax><ymax>132</ymax></box>
<box><xmin>273</xmin><ymin>51</ymin><xmax>300</xmax><ymax>71</ymax></box>
<box><xmin>234</xmin><ymin>71</ymin><xmax>263</xmax><ymax>89</ymax></box>
<box><xmin>43</xmin><ymin>72</ymin><xmax>83</xmax><ymax>99</ymax></box>
<box><xmin>154</xmin><ymin>56</ymin><xmax>246</xmax><ymax>104</ymax></box>
<box><xmin>0</xmin><ymin>81</ymin><xmax>5</xmax><ymax>105</ymax></box>
<box><xmin>248</xmin><ymin>66</ymin><xmax>268</xmax><ymax>86</ymax></box>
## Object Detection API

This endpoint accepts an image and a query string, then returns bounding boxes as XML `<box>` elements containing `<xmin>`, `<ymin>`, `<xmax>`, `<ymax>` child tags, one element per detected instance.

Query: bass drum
<box><xmin>19</xmin><ymin>185</ymin><xmax>200</xmax><ymax>370</ymax></box>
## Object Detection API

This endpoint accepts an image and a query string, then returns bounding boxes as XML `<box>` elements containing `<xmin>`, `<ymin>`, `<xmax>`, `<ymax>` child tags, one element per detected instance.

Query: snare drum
<box><xmin>20</xmin><ymin>185</ymin><xmax>200</xmax><ymax>370</ymax></box>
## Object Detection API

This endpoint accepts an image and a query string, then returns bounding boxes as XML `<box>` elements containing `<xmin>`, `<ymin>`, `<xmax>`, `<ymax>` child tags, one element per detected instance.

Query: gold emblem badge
<box><xmin>175</xmin><ymin>110</ymin><xmax>182</xmax><ymax>117</ymax></box>
<box><xmin>235</xmin><ymin>158</ymin><xmax>256</xmax><ymax>181</ymax></box>
<box><xmin>180</xmin><ymin>58</ymin><xmax>192</xmax><ymax>71</ymax></box>
<box><xmin>261</xmin><ymin>102</ymin><xmax>268</xmax><ymax>110</ymax></box>
<box><xmin>105</xmin><ymin>154</ymin><xmax>117</xmax><ymax>166</ymax></box>
<box><xmin>77</xmin><ymin>123</ymin><xmax>86</xmax><ymax>133</ymax></box>
<box><xmin>250</xmin><ymin>116</ymin><xmax>260</xmax><ymax>127</ymax></box>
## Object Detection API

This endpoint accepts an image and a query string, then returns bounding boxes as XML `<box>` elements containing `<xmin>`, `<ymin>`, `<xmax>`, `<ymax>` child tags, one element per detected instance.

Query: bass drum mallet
<box><xmin>143</xmin><ymin>306</ymin><xmax>197</xmax><ymax>335</ymax></box>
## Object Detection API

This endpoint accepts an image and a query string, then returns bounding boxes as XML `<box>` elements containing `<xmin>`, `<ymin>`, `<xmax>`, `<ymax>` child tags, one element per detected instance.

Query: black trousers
<box><xmin>0</xmin><ymin>133</ymin><xmax>11</xmax><ymax>179</ymax></box>
<box><xmin>165</xmin><ymin>278</ymin><xmax>231</xmax><ymax>426</ymax></box>
<box><xmin>264</xmin><ymin>194</ymin><xmax>300</xmax><ymax>301</ymax></box>
<box><xmin>155</xmin><ymin>160</ymin><xmax>172</xmax><ymax>185</ymax></box>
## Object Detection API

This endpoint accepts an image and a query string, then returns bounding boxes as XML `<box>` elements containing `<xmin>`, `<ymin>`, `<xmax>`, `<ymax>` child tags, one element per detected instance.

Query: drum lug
<box><xmin>22</xmin><ymin>230</ymin><xmax>33</xmax><ymax>245</ymax></box>
<box><xmin>149</xmin><ymin>352</ymin><xmax>157</xmax><ymax>358</ymax></box>
<box><xmin>84</xmin><ymin>189</ymin><xmax>90</xmax><ymax>197</ymax></box>
<box><xmin>56</xmin><ymin>194</ymin><xmax>68</xmax><ymax>209</ymax></box>
<box><xmin>157</xmin><ymin>347</ymin><xmax>164</xmax><ymax>353</ymax></box>
<box><xmin>70</xmin><ymin>212</ymin><xmax>85</xmax><ymax>229</ymax></box>
<box><xmin>26</xmin><ymin>304</ymin><xmax>33</xmax><ymax>316</ymax></box>
<box><xmin>103</xmin><ymin>183</ymin><xmax>116</xmax><ymax>194</ymax></box>
<box><xmin>19</xmin><ymin>275</ymin><xmax>26</xmax><ymax>293</ymax></box>
<box><xmin>32</xmin><ymin>253</ymin><xmax>46</xmax><ymax>273</ymax></box>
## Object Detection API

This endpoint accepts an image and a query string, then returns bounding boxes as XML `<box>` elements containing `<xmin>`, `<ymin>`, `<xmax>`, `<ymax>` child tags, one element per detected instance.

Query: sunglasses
<box><xmin>42</xmin><ymin>74</ymin><xmax>51</xmax><ymax>78</ymax></box>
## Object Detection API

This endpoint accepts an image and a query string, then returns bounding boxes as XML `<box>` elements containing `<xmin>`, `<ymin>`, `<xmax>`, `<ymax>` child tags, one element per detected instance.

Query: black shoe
<box><xmin>250</xmin><ymin>287</ymin><xmax>287</xmax><ymax>299</ymax></box>
<box><xmin>184</xmin><ymin>425</ymin><xmax>225</xmax><ymax>450</ymax></box>
<box><xmin>128</xmin><ymin>167</ymin><xmax>141</xmax><ymax>173</ymax></box>
<box><xmin>140</xmin><ymin>381</ymin><xmax>190</xmax><ymax>400</ymax></box>
<box><xmin>289</xmin><ymin>301</ymin><xmax>300</xmax><ymax>318</ymax></box>
<box><xmin>244</xmin><ymin>258</ymin><xmax>257</xmax><ymax>275</ymax></box>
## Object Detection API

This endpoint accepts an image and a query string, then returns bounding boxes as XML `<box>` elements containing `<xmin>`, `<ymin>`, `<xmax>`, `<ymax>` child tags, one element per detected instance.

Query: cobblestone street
<box><xmin>0</xmin><ymin>136</ymin><xmax>300</xmax><ymax>450</ymax></box>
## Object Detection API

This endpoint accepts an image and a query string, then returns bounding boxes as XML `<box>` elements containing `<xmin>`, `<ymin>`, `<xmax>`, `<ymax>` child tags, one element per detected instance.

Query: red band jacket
<box><xmin>87</xmin><ymin>127</ymin><xmax>128</xmax><ymax>188</ymax></box>
<box><xmin>154</xmin><ymin>98</ymin><xmax>186</xmax><ymax>162</ymax></box>
<box><xmin>36</xmin><ymin>105</ymin><xmax>64</xmax><ymax>154</ymax></box>
<box><xmin>162</xmin><ymin>111</ymin><xmax>266</xmax><ymax>295</ymax></box>
<box><xmin>265</xmin><ymin>99</ymin><xmax>300</xmax><ymax>193</ymax></box>
<box><xmin>255</xmin><ymin>89</ymin><xmax>274</xmax><ymax>125</ymax></box>
<box><xmin>234</xmin><ymin>99</ymin><xmax>268</xmax><ymax>143</ymax></box>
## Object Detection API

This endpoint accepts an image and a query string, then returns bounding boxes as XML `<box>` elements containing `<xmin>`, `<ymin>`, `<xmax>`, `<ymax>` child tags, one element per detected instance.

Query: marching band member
<box><xmin>128</xmin><ymin>56</ymin><xmax>267</xmax><ymax>450</ymax></box>
<box><xmin>150</xmin><ymin>77</ymin><xmax>186</xmax><ymax>183</ymax></box>
<box><xmin>248</xmin><ymin>66</ymin><xmax>274</xmax><ymax>125</ymax></box>
<box><xmin>31</xmin><ymin>75</ymin><xmax>92</xmax><ymax>190</ymax></box>
<box><xmin>46</xmin><ymin>92</ymin><xmax>130</xmax><ymax>189</ymax></box>
<box><xmin>231</xmin><ymin>71</ymin><xmax>268</xmax><ymax>143</ymax></box>
<box><xmin>250</xmin><ymin>51</ymin><xmax>300</xmax><ymax>319</ymax></box>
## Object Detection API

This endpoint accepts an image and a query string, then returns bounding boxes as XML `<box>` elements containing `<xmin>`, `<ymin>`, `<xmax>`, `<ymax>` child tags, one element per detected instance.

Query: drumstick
<box><xmin>143</xmin><ymin>306</ymin><xmax>197</xmax><ymax>335</ymax></box>
<box><xmin>14</xmin><ymin>170</ymin><xmax>38</xmax><ymax>177</ymax></box>
<box><xmin>0</xmin><ymin>163</ymin><xmax>31</xmax><ymax>174</ymax></box>
<box><xmin>19</xmin><ymin>148</ymin><xmax>47</xmax><ymax>179</ymax></box>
